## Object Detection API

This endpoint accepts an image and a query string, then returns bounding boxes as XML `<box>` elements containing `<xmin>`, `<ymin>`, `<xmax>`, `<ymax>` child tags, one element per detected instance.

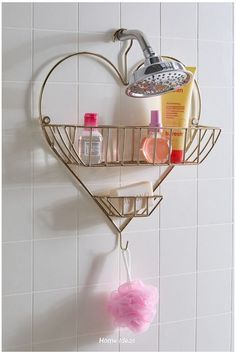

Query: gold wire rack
<box><xmin>41</xmin><ymin>118</ymin><xmax>221</xmax><ymax>167</ymax></box>
<box><xmin>38</xmin><ymin>39</ymin><xmax>221</xmax><ymax>247</ymax></box>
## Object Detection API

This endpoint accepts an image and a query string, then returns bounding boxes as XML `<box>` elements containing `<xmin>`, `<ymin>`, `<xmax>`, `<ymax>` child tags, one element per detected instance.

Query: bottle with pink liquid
<box><xmin>141</xmin><ymin>110</ymin><xmax>169</xmax><ymax>164</ymax></box>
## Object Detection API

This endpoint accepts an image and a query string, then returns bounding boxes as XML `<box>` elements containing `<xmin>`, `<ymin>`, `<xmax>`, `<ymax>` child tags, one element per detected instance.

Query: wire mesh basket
<box><xmin>94</xmin><ymin>195</ymin><xmax>163</xmax><ymax>217</ymax></box>
<box><xmin>42</xmin><ymin>120</ymin><xmax>221</xmax><ymax>167</ymax></box>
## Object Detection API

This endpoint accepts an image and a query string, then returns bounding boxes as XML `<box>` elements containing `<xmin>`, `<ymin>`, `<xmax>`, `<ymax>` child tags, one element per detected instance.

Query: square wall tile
<box><xmin>78</xmin><ymin>167</ymin><xmax>120</xmax><ymax>186</ymax></box>
<box><xmin>197</xmin><ymin>269</ymin><xmax>231</xmax><ymax>317</ymax></box>
<box><xmin>161</xmin><ymin>3</ymin><xmax>197</xmax><ymax>39</ymax></box>
<box><xmin>199</xmin><ymin>41</ymin><xmax>233</xmax><ymax>87</ymax></box>
<box><xmin>34</xmin><ymin>3</ymin><xmax>78</xmax><ymax>31</ymax></box>
<box><xmin>120</xmin><ymin>166</ymin><xmax>159</xmax><ymax>185</ymax></box>
<box><xmin>78</xmin><ymin>282</ymin><xmax>118</xmax><ymax>335</ymax></box>
<box><xmin>2</xmin><ymin>3</ymin><xmax>32</xmax><ymax>28</ymax></box>
<box><xmin>3</xmin><ymin>345</ymin><xmax>32</xmax><ymax>352</ymax></box>
<box><xmin>33</xmin><ymin>337</ymin><xmax>77</xmax><ymax>352</ymax></box>
<box><xmin>198</xmin><ymin>224</ymin><xmax>233</xmax><ymax>271</ymax></box>
<box><xmin>34</xmin><ymin>237</ymin><xmax>76</xmax><ymax>291</ymax></box>
<box><xmin>78</xmin><ymin>34</ymin><xmax>120</xmax><ymax>84</ymax></box>
<box><xmin>198</xmin><ymin>133</ymin><xmax>233</xmax><ymax>179</ymax></box>
<box><xmin>2</xmin><ymin>133</ymin><xmax>32</xmax><ymax>187</ymax></box>
<box><xmin>160</xmin><ymin>227</ymin><xmax>197</xmax><ymax>276</ymax></box>
<box><xmin>2</xmin><ymin>28</ymin><xmax>32</xmax><ymax>82</ymax></box>
<box><xmin>160</xmin><ymin>273</ymin><xmax>196</xmax><ymax>323</ymax></box>
<box><xmin>200</xmin><ymin>87</ymin><xmax>233</xmax><ymax>134</ymax></box>
<box><xmin>2</xmin><ymin>294</ymin><xmax>32</xmax><ymax>348</ymax></box>
<box><xmin>120</xmin><ymin>230</ymin><xmax>159</xmax><ymax>282</ymax></box>
<box><xmin>159</xmin><ymin>319</ymin><xmax>195</xmax><ymax>352</ymax></box>
<box><xmin>160</xmin><ymin>165</ymin><xmax>197</xmax><ymax>181</ymax></box>
<box><xmin>3</xmin><ymin>188</ymin><xmax>32</xmax><ymax>242</ymax></box>
<box><xmin>78</xmin><ymin>83</ymin><xmax>120</xmax><ymax>125</ymax></box>
<box><xmin>2</xmin><ymin>82</ymin><xmax>32</xmax><ymax>132</ymax></box>
<box><xmin>79</xmin><ymin>3</ymin><xmax>120</xmax><ymax>33</ymax></box>
<box><xmin>34</xmin><ymin>185</ymin><xmax>78</xmax><ymax>239</ymax></box>
<box><xmin>160</xmin><ymin>180</ymin><xmax>197</xmax><ymax>229</ymax></box>
<box><xmin>77</xmin><ymin>187</ymin><xmax>115</xmax><ymax>236</ymax></box>
<box><xmin>33</xmin><ymin>131</ymin><xmax>73</xmax><ymax>186</ymax></box>
<box><xmin>33</xmin><ymin>30</ymin><xmax>77</xmax><ymax>83</ymax></box>
<box><xmin>3</xmin><ymin>242</ymin><xmax>32</xmax><ymax>295</ymax></box>
<box><xmin>199</xmin><ymin>3</ymin><xmax>233</xmax><ymax>42</ymax></box>
<box><xmin>198</xmin><ymin>179</ymin><xmax>232</xmax><ymax>225</ymax></box>
<box><xmin>119</xmin><ymin>324</ymin><xmax>158</xmax><ymax>352</ymax></box>
<box><xmin>196</xmin><ymin>313</ymin><xmax>231</xmax><ymax>351</ymax></box>
<box><xmin>78</xmin><ymin>330</ymin><xmax>119</xmax><ymax>352</ymax></box>
<box><xmin>161</xmin><ymin>38</ymin><xmax>197</xmax><ymax>66</ymax></box>
<box><xmin>33</xmin><ymin>288</ymin><xmax>77</xmax><ymax>342</ymax></box>
<box><xmin>121</xmin><ymin>3</ymin><xmax>160</xmax><ymax>37</ymax></box>
<box><xmin>33</xmin><ymin>82</ymin><xmax>77</xmax><ymax>125</ymax></box>
<box><xmin>78</xmin><ymin>233</ymin><xmax>118</xmax><ymax>287</ymax></box>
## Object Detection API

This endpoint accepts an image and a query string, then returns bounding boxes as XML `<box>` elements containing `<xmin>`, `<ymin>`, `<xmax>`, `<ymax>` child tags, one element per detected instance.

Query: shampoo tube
<box><xmin>162</xmin><ymin>67</ymin><xmax>196</xmax><ymax>163</ymax></box>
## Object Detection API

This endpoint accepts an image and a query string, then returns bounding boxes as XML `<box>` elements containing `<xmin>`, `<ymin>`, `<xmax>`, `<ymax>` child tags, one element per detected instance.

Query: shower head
<box><xmin>114</xmin><ymin>29</ymin><xmax>192</xmax><ymax>98</ymax></box>
<box><xmin>126</xmin><ymin>56</ymin><xmax>192</xmax><ymax>98</ymax></box>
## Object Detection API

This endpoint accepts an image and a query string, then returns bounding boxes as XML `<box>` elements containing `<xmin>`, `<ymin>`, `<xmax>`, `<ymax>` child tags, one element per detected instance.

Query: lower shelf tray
<box><xmin>94</xmin><ymin>195</ymin><xmax>163</xmax><ymax>217</ymax></box>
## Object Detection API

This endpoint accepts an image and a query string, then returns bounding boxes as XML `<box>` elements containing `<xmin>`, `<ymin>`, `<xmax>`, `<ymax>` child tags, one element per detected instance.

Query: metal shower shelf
<box><xmin>38</xmin><ymin>33</ymin><xmax>221</xmax><ymax>244</ymax></box>
<box><xmin>41</xmin><ymin>118</ymin><xmax>221</xmax><ymax>168</ymax></box>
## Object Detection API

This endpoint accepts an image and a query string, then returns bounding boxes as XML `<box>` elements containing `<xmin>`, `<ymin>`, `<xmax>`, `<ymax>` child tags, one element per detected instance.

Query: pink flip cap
<box><xmin>84</xmin><ymin>113</ymin><xmax>98</xmax><ymax>127</ymax></box>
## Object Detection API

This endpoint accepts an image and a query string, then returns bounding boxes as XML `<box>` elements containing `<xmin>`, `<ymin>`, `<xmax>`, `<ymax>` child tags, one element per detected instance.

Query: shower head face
<box><xmin>126</xmin><ymin>59</ymin><xmax>192</xmax><ymax>98</ymax></box>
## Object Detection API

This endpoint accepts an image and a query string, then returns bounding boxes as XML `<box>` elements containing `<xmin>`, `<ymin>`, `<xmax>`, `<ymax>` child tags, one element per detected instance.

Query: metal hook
<box><xmin>119</xmin><ymin>232</ymin><xmax>129</xmax><ymax>251</ymax></box>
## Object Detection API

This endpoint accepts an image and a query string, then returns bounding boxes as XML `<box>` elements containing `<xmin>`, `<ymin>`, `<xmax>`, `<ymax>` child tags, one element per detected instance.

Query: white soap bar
<box><xmin>110</xmin><ymin>181</ymin><xmax>154</xmax><ymax>215</ymax></box>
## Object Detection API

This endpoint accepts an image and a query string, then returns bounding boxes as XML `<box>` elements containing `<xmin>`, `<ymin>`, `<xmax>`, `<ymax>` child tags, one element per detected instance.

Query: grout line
<box><xmin>30</xmin><ymin>3</ymin><xmax>34</xmax><ymax>351</ymax></box>
<box><xmin>2</xmin><ymin>79</ymin><xmax>235</xmax><ymax>89</ymax></box>
<box><xmin>118</xmin><ymin>3</ymin><xmax>122</xmax><ymax>352</ymax></box>
<box><xmin>76</xmin><ymin>4</ymin><xmax>79</xmax><ymax>351</ymax></box>
<box><xmin>75</xmin><ymin>3</ymin><xmax>80</xmax><ymax>352</ymax></box>
<box><xmin>158</xmin><ymin>4</ymin><xmax>162</xmax><ymax>352</ymax></box>
<box><xmin>195</xmin><ymin>4</ymin><xmax>200</xmax><ymax>351</ymax></box>
<box><xmin>3</xmin><ymin>26</ymin><xmax>234</xmax><ymax>44</ymax></box>
<box><xmin>2</xmin><ymin>221</ymin><xmax>234</xmax><ymax>244</ymax></box>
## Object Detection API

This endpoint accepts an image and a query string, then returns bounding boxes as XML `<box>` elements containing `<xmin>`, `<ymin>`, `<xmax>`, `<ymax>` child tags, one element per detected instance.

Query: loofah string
<box><xmin>122</xmin><ymin>248</ymin><xmax>132</xmax><ymax>282</ymax></box>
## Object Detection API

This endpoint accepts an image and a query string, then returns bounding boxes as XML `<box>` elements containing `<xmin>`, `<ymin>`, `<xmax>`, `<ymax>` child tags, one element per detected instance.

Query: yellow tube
<box><xmin>162</xmin><ymin>67</ymin><xmax>196</xmax><ymax>163</ymax></box>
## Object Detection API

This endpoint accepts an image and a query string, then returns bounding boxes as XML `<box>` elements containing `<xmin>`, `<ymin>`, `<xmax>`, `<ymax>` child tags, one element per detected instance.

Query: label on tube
<box><xmin>162</xmin><ymin>67</ymin><xmax>196</xmax><ymax>163</ymax></box>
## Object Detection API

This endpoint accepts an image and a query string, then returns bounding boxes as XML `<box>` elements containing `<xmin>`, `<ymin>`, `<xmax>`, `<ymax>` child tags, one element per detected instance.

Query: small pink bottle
<box><xmin>141</xmin><ymin>110</ymin><xmax>169</xmax><ymax>164</ymax></box>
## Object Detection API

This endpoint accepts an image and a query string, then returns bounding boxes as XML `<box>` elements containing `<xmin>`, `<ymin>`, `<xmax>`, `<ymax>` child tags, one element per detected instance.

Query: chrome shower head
<box><xmin>114</xmin><ymin>29</ymin><xmax>193</xmax><ymax>98</ymax></box>
<box><xmin>126</xmin><ymin>56</ymin><xmax>192</xmax><ymax>98</ymax></box>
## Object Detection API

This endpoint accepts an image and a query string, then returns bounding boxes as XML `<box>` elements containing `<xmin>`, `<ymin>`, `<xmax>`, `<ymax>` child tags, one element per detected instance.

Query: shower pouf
<box><xmin>107</xmin><ymin>279</ymin><xmax>158</xmax><ymax>333</ymax></box>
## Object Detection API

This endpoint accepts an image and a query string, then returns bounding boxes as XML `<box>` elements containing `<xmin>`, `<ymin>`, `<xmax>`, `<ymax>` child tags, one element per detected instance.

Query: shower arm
<box><xmin>113</xmin><ymin>28</ymin><xmax>157</xmax><ymax>60</ymax></box>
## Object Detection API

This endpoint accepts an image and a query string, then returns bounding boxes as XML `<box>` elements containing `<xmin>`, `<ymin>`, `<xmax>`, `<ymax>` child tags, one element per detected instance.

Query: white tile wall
<box><xmin>196</xmin><ymin>313</ymin><xmax>232</xmax><ymax>351</ymax></box>
<box><xmin>2</xmin><ymin>2</ymin><xmax>234</xmax><ymax>352</ymax></box>
<box><xmin>197</xmin><ymin>269</ymin><xmax>231</xmax><ymax>317</ymax></box>
<box><xmin>159</xmin><ymin>319</ymin><xmax>195</xmax><ymax>351</ymax></box>
<box><xmin>160</xmin><ymin>273</ymin><xmax>196</xmax><ymax>323</ymax></box>
<box><xmin>3</xmin><ymin>242</ymin><xmax>32</xmax><ymax>295</ymax></box>
<box><xmin>33</xmin><ymin>288</ymin><xmax>77</xmax><ymax>343</ymax></box>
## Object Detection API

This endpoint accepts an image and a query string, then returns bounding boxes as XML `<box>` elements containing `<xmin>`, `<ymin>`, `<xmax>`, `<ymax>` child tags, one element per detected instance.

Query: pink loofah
<box><xmin>107</xmin><ymin>279</ymin><xmax>158</xmax><ymax>333</ymax></box>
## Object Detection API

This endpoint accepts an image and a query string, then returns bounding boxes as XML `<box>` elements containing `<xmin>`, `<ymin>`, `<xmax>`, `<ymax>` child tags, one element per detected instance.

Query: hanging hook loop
<box><xmin>119</xmin><ymin>232</ymin><xmax>129</xmax><ymax>251</ymax></box>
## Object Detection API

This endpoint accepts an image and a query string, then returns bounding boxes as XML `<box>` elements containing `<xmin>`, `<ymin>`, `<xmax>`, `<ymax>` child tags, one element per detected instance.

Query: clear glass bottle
<box><xmin>78</xmin><ymin>113</ymin><xmax>103</xmax><ymax>165</ymax></box>
<box><xmin>141</xmin><ymin>110</ymin><xmax>169</xmax><ymax>164</ymax></box>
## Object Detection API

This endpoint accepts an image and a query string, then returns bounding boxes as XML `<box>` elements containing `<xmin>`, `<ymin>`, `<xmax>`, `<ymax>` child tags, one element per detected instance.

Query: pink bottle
<box><xmin>141</xmin><ymin>110</ymin><xmax>169</xmax><ymax>164</ymax></box>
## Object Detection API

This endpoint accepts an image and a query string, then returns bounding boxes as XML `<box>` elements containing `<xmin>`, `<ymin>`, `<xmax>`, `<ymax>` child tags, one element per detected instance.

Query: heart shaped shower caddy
<box><xmin>39</xmin><ymin>30</ymin><xmax>221</xmax><ymax>250</ymax></box>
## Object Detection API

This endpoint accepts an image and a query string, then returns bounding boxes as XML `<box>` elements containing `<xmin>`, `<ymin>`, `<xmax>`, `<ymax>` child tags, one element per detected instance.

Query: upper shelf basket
<box><xmin>41</xmin><ymin>119</ymin><xmax>221</xmax><ymax>167</ymax></box>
